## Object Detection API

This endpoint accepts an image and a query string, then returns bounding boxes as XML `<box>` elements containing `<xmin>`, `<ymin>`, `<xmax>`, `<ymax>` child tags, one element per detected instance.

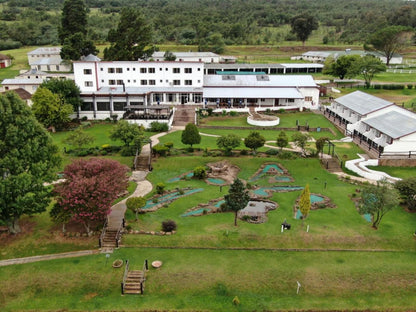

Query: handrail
<box><xmin>99</xmin><ymin>218</ymin><xmax>108</xmax><ymax>248</ymax></box>
<box><xmin>121</xmin><ymin>259</ymin><xmax>129</xmax><ymax>295</ymax></box>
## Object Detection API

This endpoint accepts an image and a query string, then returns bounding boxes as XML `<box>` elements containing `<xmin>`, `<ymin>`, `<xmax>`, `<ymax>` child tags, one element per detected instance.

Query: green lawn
<box><xmin>367</xmin><ymin>166</ymin><xmax>416</xmax><ymax>180</ymax></box>
<box><xmin>1</xmin><ymin>248</ymin><xmax>415</xmax><ymax>311</ymax></box>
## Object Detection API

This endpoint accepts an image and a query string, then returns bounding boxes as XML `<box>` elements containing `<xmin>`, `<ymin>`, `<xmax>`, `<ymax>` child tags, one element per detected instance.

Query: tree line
<box><xmin>1</xmin><ymin>0</ymin><xmax>416</xmax><ymax>50</ymax></box>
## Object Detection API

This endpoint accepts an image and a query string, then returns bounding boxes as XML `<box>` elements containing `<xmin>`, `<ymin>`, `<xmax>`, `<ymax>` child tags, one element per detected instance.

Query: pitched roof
<box><xmin>1</xmin><ymin>88</ymin><xmax>32</xmax><ymax>100</ymax></box>
<box><xmin>334</xmin><ymin>91</ymin><xmax>394</xmax><ymax>116</ymax></box>
<box><xmin>0</xmin><ymin>53</ymin><xmax>10</xmax><ymax>60</ymax></box>
<box><xmin>363</xmin><ymin>110</ymin><xmax>416</xmax><ymax>139</ymax></box>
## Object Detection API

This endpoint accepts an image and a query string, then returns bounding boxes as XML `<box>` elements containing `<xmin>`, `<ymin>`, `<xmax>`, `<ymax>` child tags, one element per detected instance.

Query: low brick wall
<box><xmin>379</xmin><ymin>158</ymin><xmax>416</xmax><ymax>167</ymax></box>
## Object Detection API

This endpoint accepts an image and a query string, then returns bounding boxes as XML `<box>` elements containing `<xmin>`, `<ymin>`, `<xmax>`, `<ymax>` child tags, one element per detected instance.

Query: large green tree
<box><xmin>290</xmin><ymin>13</ymin><xmax>318</xmax><ymax>46</ymax></box>
<box><xmin>224</xmin><ymin>178</ymin><xmax>250</xmax><ymax>226</ymax></box>
<box><xmin>181</xmin><ymin>123</ymin><xmax>201</xmax><ymax>148</ymax></box>
<box><xmin>110</xmin><ymin>120</ymin><xmax>144</xmax><ymax>156</ymax></box>
<box><xmin>323</xmin><ymin>55</ymin><xmax>361</xmax><ymax>80</ymax></box>
<box><xmin>368</xmin><ymin>26</ymin><xmax>413</xmax><ymax>66</ymax></box>
<box><xmin>349</xmin><ymin>55</ymin><xmax>387</xmax><ymax>88</ymax></box>
<box><xmin>395</xmin><ymin>177</ymin><xmax>416</xmax><ymax>211</ymax></box>
<box><xmin>104</xmin><ymin>8</ymin><xmax>155</xmax><ymax>61</ymax></box>
<box><xmin>32</xmin><ymin>87</ymin><xmax>73</xmax><ymax>130</ymax></box>
<box><xmin>244</xmin><ymin>131</ymin><xmax>265</xmax><ymax>154</ymax></box>
<box><xmin>41</xmin><ymin>79</ymin><xmax>82</xmax><ymax>112</ymax></box>
<box><xmin>0</xmin><ymin>92</ymin><xmax>61</xmax><ymax>233</ymax></box>
<box><xmin>217</xmin><ymin>134</ymin><xmax>241</xmax><ymax>156</ymax></box>
<box><xmin>58</xmin><ymin>0</ymin><xmax>87</xmax><ymax>44</ymax></box>
<box><xmin>359</xmin><ymin>180</ymin><xmax>399</xmax><ymax>229</ymax></box>
<box><xmin>58</xmin><ymin>0</ymin><xmax>96</xmax><ymax>60</ymax></box>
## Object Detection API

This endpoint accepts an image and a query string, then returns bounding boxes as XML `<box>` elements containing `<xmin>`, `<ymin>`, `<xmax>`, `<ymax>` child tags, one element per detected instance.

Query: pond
<box><xmin>253</xmin><ymin>186</ymin><xmax>304</xmax><ymax>197</ymax></box>
<box><xmin>143</xmin><ymin>188</ymin><xmax>204</xmax><ymax>210</ymax></box>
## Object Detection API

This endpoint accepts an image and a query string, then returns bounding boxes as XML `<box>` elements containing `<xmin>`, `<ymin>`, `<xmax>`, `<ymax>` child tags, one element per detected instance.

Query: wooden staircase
<box><xmin>121</xmin><ymin>260</ymin><xmax>148</xmax><ymax>295</ymax></box>
<box><xmin>124</xmin><ymin>270</ymin><xmax>145</xmax><ymax>294</ymax></box>
<box><xmin>100</xmin><ymin>228</ymin><xmax>119</xmax><ymax>249</ymax></box>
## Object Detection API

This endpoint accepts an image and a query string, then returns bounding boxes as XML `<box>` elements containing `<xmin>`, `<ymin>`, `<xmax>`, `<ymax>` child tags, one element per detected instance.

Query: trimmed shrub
<box><xmin>149</xmin><ymin>121</ymin><xmax>169</xmax><ymax>132</ymax></box>
<box><xmin>229</xmin><ymin>111</ymin><xmax>237</xmax><ymax>116</ymax></box>
<box><xmin>193</xmin><ymin>166</ymin><xmax>207</xmax><ymax>179</ymax></box>
<box><xmin>265</xmin><ymin>149</ymin><xmax>279</xmax><ymax>155</ymax></box>
<box><xmin>121</xmin><ymin>146</ymin><xmax>136</xmax><ymax>156</ymax></box>
<box><xmin>156</xmin><ymin>182</ymin><xmax>166</xmax><ymax>194</ymax></box>
<box><xmin>240</xmin><ymin>149</ymin><xmax>248</xmax><ymax>156</ymax></box>
<box><xmin>161</xmin><ymin>219</ymin><xmax>177</xmax><ymax>232</ymax></box>
<box><xmin>152</xmin><ymin>145</ymin><xmax>169</xmax><ymax>157</ymax></box>
<box><xmin>164</xmin><ymin>142</ymin><xmax>174</xmax><ymax>150</ymax></box>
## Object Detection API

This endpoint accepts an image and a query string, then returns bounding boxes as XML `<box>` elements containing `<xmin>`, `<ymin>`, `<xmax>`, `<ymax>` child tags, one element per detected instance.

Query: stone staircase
<box><xmin>123</xmin><ymin>270</ymin><xmax>145</xmax><ymax>295</ymax></box>
<box><xmin>322</xmin><ymin>158</ymin><xmax>342</xmax><ymax>172</ymax></box>
<box><xmin>172</xmin><ymin>106</ymin><xmax>196</xmax><ymax>126</ymax></box>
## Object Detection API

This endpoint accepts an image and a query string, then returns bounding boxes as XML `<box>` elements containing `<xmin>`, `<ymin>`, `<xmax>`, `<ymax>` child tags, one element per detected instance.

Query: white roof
<box><xmin>2</xmin><ymin>78</ymin><xmax>44</xmax><ymax>85</ymax></box>
<box><xmin>203</xmin><ymin>87</ymin><xmax>303</xmax><ymax>99</ymax></box>
<box><xmin>280</xmin><ymin>63</ymin><xmax>324</xmax><ymax>69</ymax></box>
<box><xmin>335</xmin><ymin>91</ymin><xmax>393</xmax><ymax>116</ymax></box>
<box><xmin>152</xmin><ymin>51</ymin><xmax>219</xmax><ymax>58</ymax></box>
<box><xmin>363</xmin><ymin>110</ymin><xmax>416</xmax><ymax>139</ymax></box>
<box><xmin>81</xmin><ymin>54</ymin><xmax>101</xmax><ymax>62</ymax></box>
<box><xmin>28</xmin><ymin>47</ymin><xmax>61</xmax><ymax>55</ymax></box>
<box><xmin>204</xmin><ymin>74</ymin><xmax>317</xmax><ymax>88</ymax></box>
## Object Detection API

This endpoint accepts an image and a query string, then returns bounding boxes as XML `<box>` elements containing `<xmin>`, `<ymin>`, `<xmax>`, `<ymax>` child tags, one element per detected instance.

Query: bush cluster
<box><xmin>373</xmin><ymin>84</ymin><xmax>405</xmax><ymax>90</ymax></box>
<box><xmin>149</xmin><ymin>122</ymin><xmax>169</xmax><ymax>132</ymax></box>
<box><xmin>161</xmin><ymin>219</ymin><xmax>177</xmax><ymax>232</ymax></box>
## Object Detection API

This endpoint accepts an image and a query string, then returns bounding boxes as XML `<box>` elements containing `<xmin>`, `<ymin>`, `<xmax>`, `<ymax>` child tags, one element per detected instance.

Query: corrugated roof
<box><xmin>203</xmin><ymin>87</ymin><xmax>303</xmax><ymax>99</ymax></box>
<box><xmin>2</xmin><ymin>78</ymin><xmax>44</xmax><ymax>85</ymax></box>
<box><xmin>28</xmin><ymin>47</ymin><xmax>61</xmax><ymax>55</ymax></box>
<box><xmin>335</xmin><ymin>91</ymin><xmax>393</xmax><ymax>115</ymax></box>
<box><xmin>363</xmin><ymin>110</ymin><xmax>416</xmax><ymax>139</ymax></box>
<box><xmin>152</xmin><ymin>51</ymin><xmax>219</xmax><ymax>58</ymax></box>
<box><xmin>204</xmin><ymin>74</ymin><xmax>317</xmax><ymax>88</ymax></box>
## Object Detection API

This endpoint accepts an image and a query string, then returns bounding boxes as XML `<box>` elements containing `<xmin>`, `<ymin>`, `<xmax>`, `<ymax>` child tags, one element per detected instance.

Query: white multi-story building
<box><xmin>72</xmin><ymin>60</ymin><xmax>321</xmax><ymax>126</ymax></box>
<box><xmin>73</xmin><ymin>61</ymin><xmax>204</xmax><ymax>121</ymax></box>
<box><xmin>151</xmin><ymin>51</ymin><xmax>236</xmax><ymax>63</ymax></box>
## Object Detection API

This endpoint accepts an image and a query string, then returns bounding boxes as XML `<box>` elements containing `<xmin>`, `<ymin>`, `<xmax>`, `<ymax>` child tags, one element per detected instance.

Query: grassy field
<box><xmin>1</xmin><ymin>248</ymin><xmax>416</xmax><ymax>311</ymax></box>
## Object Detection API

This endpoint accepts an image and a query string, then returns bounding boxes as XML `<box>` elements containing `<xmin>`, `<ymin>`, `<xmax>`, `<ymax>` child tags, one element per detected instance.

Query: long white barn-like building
<box><xmin>73</xmin><ymin>61</ymin><xmax>320</xmax><ymax>124</ymax></box>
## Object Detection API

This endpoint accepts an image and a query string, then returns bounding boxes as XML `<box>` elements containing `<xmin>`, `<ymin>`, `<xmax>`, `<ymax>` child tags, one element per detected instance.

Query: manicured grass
<box><xmin>123</xmin><ymin>156</ymin><xmax>416</xmax><ymax>251</ymax></box>
<box><xmin>367</xmin><ymin>166</ymin><xmax>416</xmax><ymax>180</ymax></box>
<box><xmin>0</xmin><ymin>46</ymin><xmax>34</xmax><ymax>82</ymax></box>
<box><xmin>1</xmin><ymin>248</ymin><xmax>416</xmax><ymax>311</ymax></box>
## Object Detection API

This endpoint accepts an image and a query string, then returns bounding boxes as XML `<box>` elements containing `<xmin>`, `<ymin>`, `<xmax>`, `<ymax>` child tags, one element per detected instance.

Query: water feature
<box><xmin>310</xmin><ymin>194</ymin><xmax>325</xmax><ymax>203</ymax></box>
<box><xmin>168</xmin><ymin>172</ymin><xmax>194</xmax><ymax>183</ymax></box>
<box><xmin>253</xmin><ymin>186</ymin><xmax>304</xmax><ymax>197</ymax></box>
<box><xmin>207</xmin><ymin>178</ymin><xmax>227</xmax><ymax>185</ymax></box>
<box><xmin>182</xmin><ymin>207</ymin><xmax>212</xmax><ymax>217</ymax></box>
<box><xmin>270</xmin><ymin>176</ymin><xmax>292</xmax><ymax>182</ymax></box>
<box><xmin>143</xmin><ymin>188</ymin><xmax>203</xmax><ymax>210</ymax></box>
<box><xmin>250</xmin><ymin>164</ymin><xmax>285</xmax><ymax>182</ymax></box>
<box><xmin>363</xmin><ymin>213</ymin><xmax>372</xmax><ymax>222</ymax></box>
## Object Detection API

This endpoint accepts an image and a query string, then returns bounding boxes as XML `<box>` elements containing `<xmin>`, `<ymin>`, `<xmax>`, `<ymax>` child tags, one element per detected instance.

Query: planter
<box><xmin>152</xmin><ymin>260</ymin><xmax>163</xmax><ymax>268</ymax></box>
<box><xmin>112</xmin><ymin>259</ymin><xmax>123</xmax><ymax>268</ymax></box>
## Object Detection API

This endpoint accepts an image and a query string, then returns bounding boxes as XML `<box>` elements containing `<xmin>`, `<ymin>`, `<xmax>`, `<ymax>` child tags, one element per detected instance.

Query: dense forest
<box><xmin>1</xmin><ymin>0</ymin><xmax>416</xmax><ymax>50</ymax></box>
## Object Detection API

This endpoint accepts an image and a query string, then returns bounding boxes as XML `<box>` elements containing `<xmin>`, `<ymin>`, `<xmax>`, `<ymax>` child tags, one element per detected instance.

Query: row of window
<box><xmin>84</xmin><ymin>79</ymin><xmax>196</xmax><ymax>87</ymax></box>
<box><xmin>83</xmin><ymin>67</ymin><xmax>198</xmax><ymax>75</ymax></box>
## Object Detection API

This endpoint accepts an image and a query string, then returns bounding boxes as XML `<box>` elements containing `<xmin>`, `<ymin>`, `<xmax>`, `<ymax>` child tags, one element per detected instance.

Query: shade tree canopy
<box><xmin>244</xmin><ymin>131</ymin><xmax>265</xmax><ymax>154</ymax></box>
<box><xmin>368</xmin><ymin>25</ymin><xmax>414</xmax><ymax>66</ymax></box>
<box><xmin>290</xmin><ymin>13</ymin><xmax>318</xmax><ymax>46</ymax></box>
<box><xmin>0</xmin><ymin>92</ymin><xmax>61</xmax><ymax>233</ymax></box>
<box><xmin>104</xmin><ymin>8</ymin><xmax>155</xmax><ymax>61</ymax></box>
<box><xmin>53</xmin><ymin>158</ymin><xmax>129</xmax><ymax>235</ymax></box>
<box><xmin>31</xmin><ymin>87</ymin><xmax>73</xmax><ymax>130</ymax></box>
<box><xmin>359</xmin><ymin>180</ymin><xmax>399</xmax><ymax>229</ymax></box>
<box><xmin>224</xmin><ymin>178</ymin><xmax>250</xmax><ymax>226</ymax></box>
<box><xmin>217</xmin><ymin>134</ymin><xmax>241</xmax><ymax>155</ymax></box>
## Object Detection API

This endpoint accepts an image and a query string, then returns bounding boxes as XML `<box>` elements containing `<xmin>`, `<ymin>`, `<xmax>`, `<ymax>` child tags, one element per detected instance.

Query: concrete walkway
<box><xmin>0</xmin><ymin>250</ymin><xmax>98</xmax><ymax>267</ymax></box>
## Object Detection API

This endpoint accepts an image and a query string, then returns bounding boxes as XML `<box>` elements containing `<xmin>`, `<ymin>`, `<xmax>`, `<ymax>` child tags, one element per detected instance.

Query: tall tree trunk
<box><xmin>234</xmin><ymin>211</ymin><xmax>238</xmax><ymax>226</ymax></box>
<box><xmin>83</xmin><ymin>222</ymin><xmax>91</xmax><ymax>236</ymax></box>
<box><xmin>7</xmin><ymin>217</ymin><xmax>21</xmax><ymax>234</ymax></box>
<box><xmin>135</xmin><ymin>209</ymin><xmax>138</xmax><ymax>221</ymax></box>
